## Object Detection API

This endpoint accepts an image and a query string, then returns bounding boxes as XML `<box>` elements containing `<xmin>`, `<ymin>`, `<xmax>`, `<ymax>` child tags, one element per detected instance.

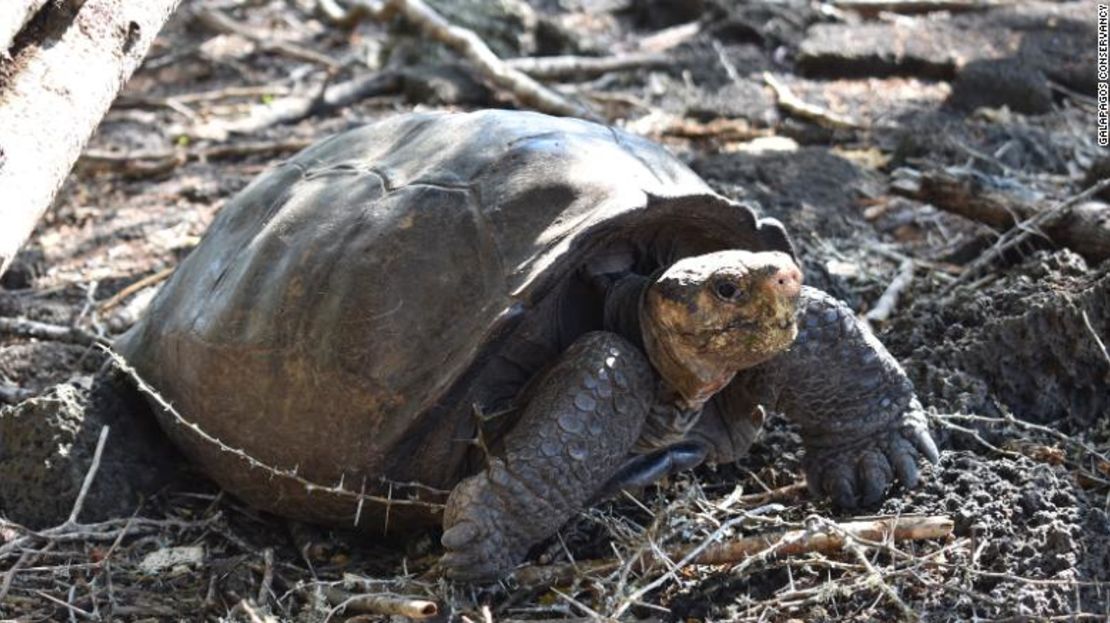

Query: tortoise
<box><xmin>115</xmin><ymin>109</ymin><xmax>939</xmax><ymax>581</ymax></box>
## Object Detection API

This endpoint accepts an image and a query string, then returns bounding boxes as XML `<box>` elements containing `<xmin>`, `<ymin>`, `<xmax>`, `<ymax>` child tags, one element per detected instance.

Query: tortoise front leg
<box><xmin>755</xmin><ymin>286</ymin><xmax>940</xmax><ymax>508</ymax></box>
<box><xmin>440</xmin><ymin>331</ymin><xmax>655</xmax><ymax>581</ymax></box>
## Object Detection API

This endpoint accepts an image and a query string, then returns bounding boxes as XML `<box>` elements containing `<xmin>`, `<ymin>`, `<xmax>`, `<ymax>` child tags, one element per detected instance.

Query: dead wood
<box><xmin>324</xmin><ymin>586</ymin><xmax>438</xmax><ymax>619</ymax></box>
<box><xmin>382</xmin><ymin>0</ymin><xmax>597</xmax><ymax>120</ymax></box>
<box><xmin>0</xmin><ymin>317</ymin><xmax>106</xmax><ymax>347</ymax></box>
<box><xmin>193</xmin><ymin>8</ymin><xmax>340</xmax><ymax>69</ymax></box>
<box><xmin>762</xmin><ymin>71</ymin><xmax>859</xmax><ymax>130</ymax></box>
<box><xmin>514</xmin><ymin>515</ymin><xmax>954</xmax><ymax>588</ymax></box>
<box><xmin>187</xmin><ymin>72</ymin><xmax>400</xmax><ymax>140</ymax></box>
<box><xmin>637</xmin><ymin>20</ymin><xmax>701</xmax><ymax>53</ymax></box>
<box><xmin>96</xmin><ymin>267</ymin><xmax>175</xmax><ymax>313</ymax></box>
<box><xmin>731</xmin><ymin>481</ymin><xmax>809</xmax><ymax>507</ymax></box>
<box><xmin>78</xmin><ymin>137</ymin><xmax>315</xmax><ymax>176</ymax></box>
<box><xmin>893</xmin><ymin>168</ymin><xmax>1110</xmax><ymax>264</ymax></box>
<box><xmin>0</xmin><ymin>0</ymin><xmax>181</xmax><ymax>279</ymax></box>
<box><xmin>0</xmin><ymin>0</ymin><xmax>49</xmax><ymax>53</ymax></box>
<box><xmin>115</xmin><ymin>84</ymin><xmax>294</xmax><ymax>109</ymax></box>
<box><xmin>624</xmin><ymin>111</ymin><xmax>772</xmax><ymax>143</ymax></box>
<box><xmin>831</xmin><ymin>0</ymin><xmax>1006</xmax><ymax>18</ymax></box>
<box><xmin>504</xmin><ymin>52</ymin><xmax>669</xmax><ymax>81</ymax></box>
<box><xmin>864</xmin><ymin>259</ymin><xmax>915</xmax><ymax>324</ymax></box>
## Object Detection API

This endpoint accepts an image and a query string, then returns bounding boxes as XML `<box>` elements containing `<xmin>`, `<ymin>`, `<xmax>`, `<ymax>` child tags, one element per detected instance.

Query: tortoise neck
<box><xmin>601</xmin><ymin>272</ymin><xmax>651</xmax><ymax>350</ymax></box>
<box><xmin>602</xmin><ymin>272</ymin><xmax>734</xmax><ymax>410</ymax></box>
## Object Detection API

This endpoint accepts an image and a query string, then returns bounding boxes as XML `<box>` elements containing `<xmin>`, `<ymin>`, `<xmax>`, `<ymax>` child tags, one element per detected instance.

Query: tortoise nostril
<box><xmin>770</xmin><ymin>266</ymin><xmax>802</xmax><ymax>298</ymax></box>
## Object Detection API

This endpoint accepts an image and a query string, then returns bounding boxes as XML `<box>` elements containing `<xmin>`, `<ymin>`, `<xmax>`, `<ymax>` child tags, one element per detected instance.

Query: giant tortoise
<box><xmin>116</xmin><ymin>109</ymin><xmax>939</xmax><ymax>580</ymax></box>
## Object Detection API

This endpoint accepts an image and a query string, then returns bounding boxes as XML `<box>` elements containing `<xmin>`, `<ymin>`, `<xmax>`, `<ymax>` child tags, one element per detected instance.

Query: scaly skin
<box><xmin>441</xmin><ymin>331</ymin><xmax>654</xmax><ymax>581</ymax></box>
<box><xmin>605</xmin><ymin>286</ymin><xmax>939</xmax><ymax>508</ymax></box>
<box><xmin>441</xmin><ymin>260</ymin><xmax>938</xmax><ymax>580</ymax></box>
<box><xmin>744</xmin><ymin>286</ymin><xmax>939</xmax><ymax>508</ymax></box>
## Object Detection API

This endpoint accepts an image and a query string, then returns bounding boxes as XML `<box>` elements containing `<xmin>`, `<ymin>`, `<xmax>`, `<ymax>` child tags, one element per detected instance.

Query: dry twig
<box><xmin>97</xmin><ymin>267</ymin><xmax>175</xmax><ymax>313</ymax></box>
<box><xmin>194</xmin><ymin>8</ymin><xmax>340</xmax><ymax>69</ymax></box>
<box><xmin>66</xmin><ymin>426</ymin><xmax>110</xmax><ymax>526</ymax></box>
<box><xmin>943</xmin><ymin>178</ymin><xmax>1110</xmax><ymax>292</ymax></box>
<box><xmin>731</xmin><ymin>482</ymin><xmax>809</xmax><ymax>507</ymax></box>
<box><xmin>1081</xmin><ymin>310</ymin><xmax>1110</xmax><ymax>382</ymax></box>
<box><xmin>383</xmin><ymin>0</ymin><xmax>596</xmax><ymax>119</ymax></box>
<box><xmin>892</xmin><ymin>168</ymin><xmax>1110</xmax><ymax>264</ymax></box>
<box><xmin>831</xmin><ymin>0</ymin><xmax>1005</xmax><ymax>17</ymax></box>
<box><xmin>188</xmin><ymin>73</ymin><xmax>400</xmax><ymax>140</ymax></box>
<box><xmin>864</xmin><ymin>259</ymin><xmax>915</xmax><ymax>324</ymax></box>
<box><xmin>514</xmin><ymin>515</ymin><xmax>953</xmax><ymax>589</ymax></box>
<box><xmin>762</xmin><ymin>72</ymin><xmax>859</xmax><ymax>130</ymax></box>
<box><xmin>324</xmin><ymin>586</ymin><xmax>438</xmax><ymax>619</ymax></box>
<box><xmin>0</xmin><ymin>317</ymin><xmax>105</xmax><ymax>347</ymax></box>
<box><xmin>79</xmin><ymin>138</ymin><xmax>316</xmax><ymax>178</ymax></box>
<box><xmin>504</xmin><ymin>52</ymin><xmax>669</xmax><ymax>81</ymax></box>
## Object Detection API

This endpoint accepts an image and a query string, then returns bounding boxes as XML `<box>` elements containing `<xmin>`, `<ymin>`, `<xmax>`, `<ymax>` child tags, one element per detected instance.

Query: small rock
<box><xmin>947</xmin><ymin>58</ymin><xmax>1052</xmax><ymax>115</ymax></box>
<box><xmin>138</xmin><ymin>545</ymin><xmax>205</xmax><ymax>573</ymax></box>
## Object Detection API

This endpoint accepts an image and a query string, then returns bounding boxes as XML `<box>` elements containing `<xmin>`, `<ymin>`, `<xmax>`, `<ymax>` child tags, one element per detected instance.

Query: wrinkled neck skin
<box><xmin>601</xmin><ymin>274</ymin><xmax>734</xmax><ymax>411</ymax></box>
<box><xmin>639</xmin><ymin>304</ymin><xmax>738</xmax><ymax>411</ymax></box>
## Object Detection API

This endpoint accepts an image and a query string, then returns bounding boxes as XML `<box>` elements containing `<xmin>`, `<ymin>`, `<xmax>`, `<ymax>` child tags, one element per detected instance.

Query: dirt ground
<box><xmin>1</xmin><ymin>0</ymin><xmax>1108</xmax><ymax>621</ymax></box>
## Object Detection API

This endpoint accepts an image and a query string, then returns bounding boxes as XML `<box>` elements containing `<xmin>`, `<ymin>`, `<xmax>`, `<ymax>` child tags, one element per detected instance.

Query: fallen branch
<box><xmin>762</xmin><ymin>71</ymin><xmax>859</xmax><ymax>130</ymax></box>
<box><xmin>97</xmin><ymin>267</ymin><xmax>175</xmax><ymax>313</ymax></box>
<box><xmin>892</xmin><ymin>168</ymin><xmax>1110</xmax><ymax>265</ymax></box>
<box><xmin>383</xmin><ymin>0</ymin><xmax>597</xmax><ymax>120</ymax></box>
<box><xmin>115</xmin><ymin>84</ymin><xmax>294</xmax><ymax>109</ymax></box>
<box><xmin>79</xmin><ymin>137</ymin><xmax>315</xmax><ymax>177</ymax></box>
<box><xmin>504</xmin><ymin>52</ymin><xmax>669</xmax><ymax>81</ymax></box>
<box><xmin>864</xmin><ymin>259</ymin><xmax>915</xmax><ymax>324</ymax></box>
<box><xmin>831</xmin><ymin>0</ymin><xmax>1005</xmax><ymax>18</ymax></box>
<box><xmin>324</xmin><ymin>587</ymin><xmax>438</xmax><ymax>619</ymax></box>
<box><xmin>514</xmin><ymin>515</ymin><xmax>953</xmax><ymax>588</ymax></box>
<box><xmin>0</xmin><ymin>317</ymin><xmax>106</xmax><ymax>347</ymax></box>
<box><xmin>194</xmin><ymin>8</ymin><xmax>340</xmax><ymax>69</ymax></box>
<box><xmin>188</xmin><ymin>72</ymin><xmax>400</xmax><ymax>140</ymax></box>
<box><xmin>623</xmin><ymin>111</ymin><xmax>772</xmax><ymax>143</ymax></box>
<box><xmin>637</xmin><ymin>20</ymin><xmax>701</xmax><ymax>54</ymax></box>
<box><xmin>0</xmin><ymin>0</ymin><xmax>182</xmax><ymax>278</ymax></box>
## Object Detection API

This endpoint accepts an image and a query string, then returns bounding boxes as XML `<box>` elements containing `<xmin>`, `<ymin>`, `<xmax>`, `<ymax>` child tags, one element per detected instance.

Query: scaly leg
<box><xmin>440</xmin><ymin>331</ymin><xmax>655</xmax><ymax>581</ymax></box>
<box><xmin>752</xmin><ymin>286</ymin><xmax>939</xmax><ymax>508</ymax></box>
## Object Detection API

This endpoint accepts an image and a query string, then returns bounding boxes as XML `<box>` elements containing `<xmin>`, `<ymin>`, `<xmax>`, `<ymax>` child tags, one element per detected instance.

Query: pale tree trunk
<box><xmin>0</xmin><ymin>0</ymin><xmax>49</xmax><ymax>53</ymax></box>
<box><xmin>0</xmin><ymin>0</ymin><xmax>182</xmax><ymax>278</ymax></box>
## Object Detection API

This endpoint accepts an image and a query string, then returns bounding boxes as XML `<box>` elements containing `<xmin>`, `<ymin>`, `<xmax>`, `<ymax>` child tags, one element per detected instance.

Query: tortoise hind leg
<box><xmin>440</xmin><ymin>331</ymin><xmax>654</xmax><ymax>581</ymax></box>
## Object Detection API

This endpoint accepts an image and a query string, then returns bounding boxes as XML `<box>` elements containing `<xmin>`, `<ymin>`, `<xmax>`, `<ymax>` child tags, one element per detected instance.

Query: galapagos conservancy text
<box><xmin>1099</xmin><ymin>4</ymin><xmax>1108</xmax><ymax>146</ymax></box>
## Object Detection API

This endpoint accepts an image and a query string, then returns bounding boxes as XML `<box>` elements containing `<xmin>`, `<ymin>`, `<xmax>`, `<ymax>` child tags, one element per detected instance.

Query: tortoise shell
<box><xmin>116</xmin><ymin>110</ymin><xmax>791</xmax><ymax>528</ymax></box>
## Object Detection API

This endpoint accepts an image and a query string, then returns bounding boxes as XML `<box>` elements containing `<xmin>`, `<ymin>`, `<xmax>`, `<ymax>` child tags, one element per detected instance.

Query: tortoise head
<box><xmin>640</xmin><ymin>250</ymin><xmax>802</xmax><ymax>407</ymax></box>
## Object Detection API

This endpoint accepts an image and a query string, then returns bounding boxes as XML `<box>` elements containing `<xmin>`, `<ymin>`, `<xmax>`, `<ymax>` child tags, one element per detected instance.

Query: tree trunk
<box><xmin>0</xmin><ymin>0</ymin><xmax>181</xmax><ymax>279</ymax></box>
<box><xmin>0</xmin><ymin>0</ymin><xmax>49</xmax><ymax>53</ymax></box>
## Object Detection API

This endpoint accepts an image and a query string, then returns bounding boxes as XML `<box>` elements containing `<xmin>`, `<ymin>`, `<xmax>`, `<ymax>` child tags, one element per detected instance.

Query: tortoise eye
<box><xmin>714</xmin><ymin>281</ymin><xmax>742</xmax><ymax>301</ymax></box>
